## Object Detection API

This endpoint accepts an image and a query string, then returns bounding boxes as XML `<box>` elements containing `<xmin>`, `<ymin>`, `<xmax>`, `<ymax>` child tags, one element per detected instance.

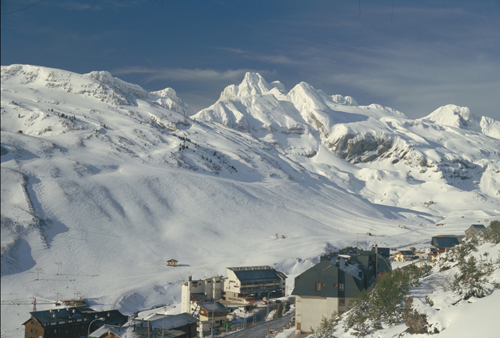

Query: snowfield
<box><xmin>1</xmin><ymin>65</ymin><xmax>499</xmax><ymax>337</ymax></box>
<box><xmin>332</xmin><ymin>241</ymin><xmax>500</xmax><ymax>338</ymax></box>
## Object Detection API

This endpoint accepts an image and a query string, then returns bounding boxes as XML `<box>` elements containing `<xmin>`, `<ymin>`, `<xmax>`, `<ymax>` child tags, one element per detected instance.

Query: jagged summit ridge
<box><xmin>2</xmin><ymin>65</ymin><xmax>500</xmax><ymax>337</ymax></box>
<box><xmin>419</xmin><ymin>104</ymin><xmax>476</xmax><ymax>129</ymax></box>
<box><xmin>1</xmin><ymin>64</ymin><xmax>194</xmax><ymax>116</ymax></box>
<box><xmin>219</xmin><ymin>72</ymin><xmax>275</xmax><ymax>100</ymax></box>
<box><xmin>418</xmin><ymin>104</ymin><xmax>500</xmax><ymax>139</ymax></box>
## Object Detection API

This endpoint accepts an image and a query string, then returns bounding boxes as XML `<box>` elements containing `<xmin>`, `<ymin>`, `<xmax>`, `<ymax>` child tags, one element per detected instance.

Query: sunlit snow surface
<box><xmin>1</xmin><ymin>65</ymin><xmax>499</xmax><ymax>337</ymax></box>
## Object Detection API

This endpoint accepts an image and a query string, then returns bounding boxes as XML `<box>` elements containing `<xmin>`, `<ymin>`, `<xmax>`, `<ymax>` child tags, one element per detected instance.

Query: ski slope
<box><xmin>1</xmin><ymin>65</ymin><xmax>499</xmax><ymax>337</ymax></box>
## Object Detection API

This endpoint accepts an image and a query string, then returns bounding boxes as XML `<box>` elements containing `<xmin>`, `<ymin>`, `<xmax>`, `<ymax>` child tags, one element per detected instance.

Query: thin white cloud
<box><xmin>111</xmin><ymin>67</ymin><xmax>275</xmax><ymax>84</ymax></box>
<box><xmin>45</xmin><ymin>1</ymin><xmax>102</xmax><ymax>11</ymax></box>
<box><xmin>218</xmin><ymin>48</ymin><xmax>299</xmax><ymax>65</ymax></box>
<box><xmin>44</xmin><ymin>0</ymin><xmax>143</xmax><ymax>10</ymax></box>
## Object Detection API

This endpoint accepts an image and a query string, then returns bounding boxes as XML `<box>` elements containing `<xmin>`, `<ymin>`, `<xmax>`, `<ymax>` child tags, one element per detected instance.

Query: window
<box><xmin>339</xmin><ymin>297</ymin><xmax>345</xmax><ymax>306</ymax></box>
<box><xmin>339</xmin><ymin>283</ymin><xmax>345</xmax><ymax>292</ymax></box>
<box><xmin>315</xmin><ymin>282</ymin><xmax>321</xmax><ymax>291</ymax></box>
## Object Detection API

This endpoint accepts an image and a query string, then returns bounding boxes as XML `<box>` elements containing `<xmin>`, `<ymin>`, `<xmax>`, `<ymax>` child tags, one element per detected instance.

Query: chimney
<box><xmin>189</xmin><ymin>276</ymin><xmax>192</xmax><ymax>281</ymax></box>
<box><xmin>358</xmin><ymin>270</ymin><xmax>362</xmax><ymax>278</ymax></box>
<box><xmin>335</xmin><ymin>259</ymin><xmax>339</xmax><ymax>266</ymax></box>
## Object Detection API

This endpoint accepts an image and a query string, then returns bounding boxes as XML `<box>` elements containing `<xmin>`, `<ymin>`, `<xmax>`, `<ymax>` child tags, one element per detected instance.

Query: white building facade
<box><xmin>181</xmin><ymin>275</ymin><xmax>225</xmax><ymax>313</ymax></box>
<box><xmin>224</xmin><ymin>266</ymin><xmax>287</xmax><ymax>303</ymax></box>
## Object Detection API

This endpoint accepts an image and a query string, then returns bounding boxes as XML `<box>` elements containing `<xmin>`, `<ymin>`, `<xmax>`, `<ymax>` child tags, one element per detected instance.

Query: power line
<box><xmin>2</xmin><ymin>0</ymin><xmax>46</xmax><ymax>16</ymax></box>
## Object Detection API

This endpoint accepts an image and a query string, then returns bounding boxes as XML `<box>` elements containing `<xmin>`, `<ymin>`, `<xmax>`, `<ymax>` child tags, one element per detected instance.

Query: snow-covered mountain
<box><xmin>1</xmin><ymin>65</ymin><xmax>499</xmax><ymax>337</ymax></box>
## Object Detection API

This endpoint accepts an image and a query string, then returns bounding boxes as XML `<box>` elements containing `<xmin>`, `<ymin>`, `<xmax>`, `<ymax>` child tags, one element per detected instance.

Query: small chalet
<box><xmin>465</xmin><ymin>224</ymin><xmax>486</xmax><ymax>239</ymax></box>
<box><xmin>167</xmin><ymin>259</ymin><xmax>179</xmax><ymax>267</ymax></box>
<box><xmin>292</xmin><ymin>250</ymin><xmax>392</xmax><ymax>334</ymax></box>
<box><xmin>23</xmin><ymin>307</ymin><xmax>127</xmax><ymax>338</ymax></box>
<box><xmin>394</xmin><ymin>250</ymin><xmax>416</xmax><ymax>262</ymax></box>
<box><xmin>431</xmin><ymin>235</ymin><xmax>461</xmax><ymax>254</ymax></box>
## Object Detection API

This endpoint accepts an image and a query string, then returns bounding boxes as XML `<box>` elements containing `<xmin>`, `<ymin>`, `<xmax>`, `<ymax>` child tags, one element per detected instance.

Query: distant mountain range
<box><xmin>1</xmin><ymin>64</ymin><xmax>499</xmax><ymax>337</ymax></box>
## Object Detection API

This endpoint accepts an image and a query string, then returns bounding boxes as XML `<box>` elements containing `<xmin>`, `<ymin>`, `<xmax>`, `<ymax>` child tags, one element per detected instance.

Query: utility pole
<box><xmin>33</xmin><ymin>297</ymin><xmax>37</xmax><ymax>311</ymax></box>
<box><xmin>36</xmin><ymin>268</ymin><xmax>43</xmax><ymax>281</ymax></box>
<box><xmin>211</xmin><ymin>303</ymin><xmax>215</xmax><ymax>338</ymax></box>
<box><xmin>55</xmin><ymin>262</ymin><xmax>62</xmax><ymax>275</ymax></box>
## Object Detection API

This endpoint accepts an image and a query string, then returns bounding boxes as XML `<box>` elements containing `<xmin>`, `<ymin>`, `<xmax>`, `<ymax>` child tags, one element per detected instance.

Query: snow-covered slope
<box><xmin>1</xmin><ymin>65</ymin><xmax>499</xmax><ymax>337</ymax></box>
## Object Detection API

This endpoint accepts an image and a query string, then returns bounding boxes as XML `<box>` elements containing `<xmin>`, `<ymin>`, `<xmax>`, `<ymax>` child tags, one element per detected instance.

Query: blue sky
<box><xmin>2</xmin><ymin>0</ymin><xmax>500</xmax><ymax>119</ymax></box>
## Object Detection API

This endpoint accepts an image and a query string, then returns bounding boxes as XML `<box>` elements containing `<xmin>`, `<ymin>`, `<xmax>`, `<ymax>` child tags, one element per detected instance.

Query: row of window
<box><xmin>315</xmin><ymin>282</ymin><xmax>344</xmax><ymax>291</ymax></box>
<box><xmin>241</xmin><ymin>280</ymin><xmax>278</xmax><ymax>286</ymax></box>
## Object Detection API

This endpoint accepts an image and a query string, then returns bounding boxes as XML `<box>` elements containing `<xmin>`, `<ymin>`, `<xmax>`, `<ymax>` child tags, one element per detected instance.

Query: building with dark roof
<box><xmin>22</xmin><ymin>307</ymin><xmax>127</xmax><ymax>338</ymax></box>
<box><xmin>371</xmin><ymin>246</ymin><xmax>390</xmax><ymax>258</ymax></box>
<box><xmin>192</xmin><ymin>301</ymin><xmax>230</xmax><ymax>334</ymax></box>
<box><xmin>431</xmin><ymin>235</ymin><xmax>461</xmax><ymax>253</ymax></box>
<box><xmin>224</xmin><ymin>266</ymin><xmax>287</xmax><ymax>304</ymax></box>
<box><xmin>89</xmin><ymin>313</ymin><xmax>198</xmax><ymax>338</ymax></box>
<box><xmin>291</xmin><ymin>250</ymin><xmax>391</xmax><ymax>334</ymax></box>
<box><xmin>465</xmin><ymin>224</ymin><xmax>486</xmax><ymax>239</ymax></box>
<box><xmin>90</xmin><ymin>324</ymin><xmax>188</xmax><ymax>338</ymax></box>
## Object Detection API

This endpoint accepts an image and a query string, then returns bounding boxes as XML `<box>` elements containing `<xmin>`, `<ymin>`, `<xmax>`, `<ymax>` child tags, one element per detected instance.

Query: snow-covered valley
<box><xmin>1</xmin><ymin>64</ymin><xmax>499</xmax><ymax>337</ymax></box>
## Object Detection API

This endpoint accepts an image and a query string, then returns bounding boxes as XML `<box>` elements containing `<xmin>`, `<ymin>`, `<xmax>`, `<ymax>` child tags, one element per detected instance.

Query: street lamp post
<box><xmin>266</xmin><ymin>290</ymin><xmax>277</xmax><ymax>319</ymax></box>
<box><xmin>87</xmin><ymin>317</ymin><xmax>105</xmax><ymax>338</ymax></box>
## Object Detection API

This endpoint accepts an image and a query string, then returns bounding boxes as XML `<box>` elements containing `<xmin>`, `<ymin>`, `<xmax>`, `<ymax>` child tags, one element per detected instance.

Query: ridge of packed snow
<box><xmin>1</xmin><ymin>65</ymin><xmax>500</xmax><ymax>338</ymax></box>
<box><xmin>331</xmin><ymin>94</ymin><xmax>357</xmax><ymax>106</ymax></box>
<box><xmin>418</xmin><ymin>104</ymin><xmax>477</xmax><ymax>129</ymax></box>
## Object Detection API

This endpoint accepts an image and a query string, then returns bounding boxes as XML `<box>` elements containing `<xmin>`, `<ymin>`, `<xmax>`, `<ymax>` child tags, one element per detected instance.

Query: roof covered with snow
<box><xmin>148</xmin><ymin>313</ymin><xmax>198</xmax><ymax>329</ymax></box>
<box><xmin>197</xmin><ymin>301</ymin><xmax>229</xmax><ymax>313</ymax></box>
<box><xmin>228</xmin><ymin>266</ymin><xmax>286</xmax><ymax>282</ymax></box>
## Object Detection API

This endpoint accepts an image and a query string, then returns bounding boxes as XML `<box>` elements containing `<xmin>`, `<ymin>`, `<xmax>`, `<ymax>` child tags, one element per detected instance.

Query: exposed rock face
<box><xmin>328</xmin><ymin>132</ymin><xmax>394</xmax><ymax>163</ymax></box>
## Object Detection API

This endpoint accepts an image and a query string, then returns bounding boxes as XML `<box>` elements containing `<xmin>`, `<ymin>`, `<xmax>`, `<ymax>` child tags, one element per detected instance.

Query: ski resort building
<box><xmin>23</xmin><ymin>307</ymin><xmax>127</xmax><ymax>338</ymax></box>
<box><xmin>431</xmin><ymin>235</ymin><xmax>462</xmax><ymax>254</ymax></box>
<box><xmin>89</xmin><ymin>313</ymin><xmax>197</xmax><ymax>338</ymax></box>
<box><xmin>292</xmin><ymin>250</ymin><xmax>392</xmax><ymax>334</ymax></box>
<box><xmin>371</xmin><ymin>246</ymin><xmax>390</xmax><ymax>258</ymax></box>
<box><xmin>181</xmin><ymin>275</ymin><xmax>225</xmax><ymax>313</ymax></box>
<box><xmin>194</xmin><ymin>301</ymin><xmax>230</xmax><ymax>335</ymax></box>
<box><xmin>465</xmin><ymin>224</ymin><xmax>486</xmax><ymax>239</ymax></box>
<box><xmin>224</xmin><ymin>266</ymin><xmax>287</xmax><ymax>304</ymax></box>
